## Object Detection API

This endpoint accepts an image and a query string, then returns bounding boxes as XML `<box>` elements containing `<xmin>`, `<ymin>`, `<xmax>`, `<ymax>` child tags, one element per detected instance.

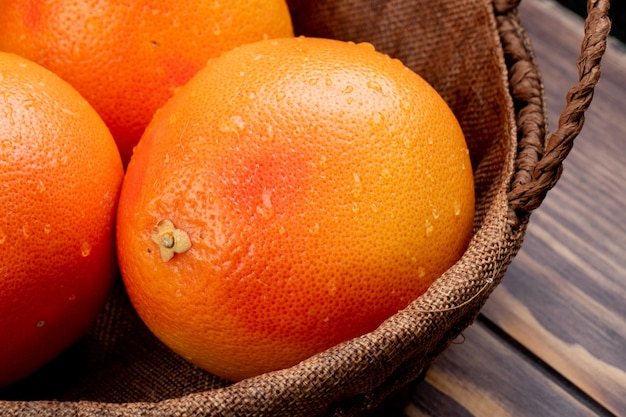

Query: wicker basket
<box><xmin>0</xmin><ymin>0</ymin><xmax>611</xmax><ymax>415</ymax></box>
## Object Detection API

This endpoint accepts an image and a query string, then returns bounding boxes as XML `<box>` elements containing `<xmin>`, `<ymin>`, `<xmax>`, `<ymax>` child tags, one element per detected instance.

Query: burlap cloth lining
<box><xmin>0</xmin><ymin>0</ymin><xmax>610</xmax><ymax>415</ymax></box>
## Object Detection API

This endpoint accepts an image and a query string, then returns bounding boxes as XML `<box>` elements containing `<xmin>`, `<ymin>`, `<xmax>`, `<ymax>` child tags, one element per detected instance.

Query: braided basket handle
<box><xmin>507</xmin><ymin>0</ymin><xmax>611</xmax><ymax>217</ymax></box>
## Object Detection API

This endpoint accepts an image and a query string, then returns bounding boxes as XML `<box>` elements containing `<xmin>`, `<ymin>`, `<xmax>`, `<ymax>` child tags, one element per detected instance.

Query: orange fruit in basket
<box><xmin>0</xmin><ymin>0</ymin><xmax>294</xmax><ymax>166</ymax></box>
<box><xmin>116</xmin><ymin>37</ymin><xmax>475</xmax><ymax>381</ymax></box>
<box><xmin>0</xmin><ymin>52</ymin><xmax>124</xmax><ymax>387</ymax></box>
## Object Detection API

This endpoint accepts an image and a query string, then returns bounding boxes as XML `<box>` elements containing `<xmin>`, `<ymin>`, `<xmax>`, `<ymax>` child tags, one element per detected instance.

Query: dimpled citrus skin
<box><xmin>116</xmin><ymin>37</ymin><xmax>475</xmax><ymax>381</ymax></box>
<box><xmin>0</xmin><ymin>0</ymin><xmax>294</xmax><ymax>166</ymax></box>
<box><xmin>0</xmin><ymin>52</ymin><xmax>124</xmax><ymax>387</ymax></box>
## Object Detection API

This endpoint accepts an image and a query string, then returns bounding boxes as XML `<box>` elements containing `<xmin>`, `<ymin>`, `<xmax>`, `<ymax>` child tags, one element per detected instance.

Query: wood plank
<box><xmin>400</xmin><ymin>321</ymin><xmax>605</xmax><ymax>417</ymax></box>
<box><xmin>480</xmin><ymin>0</ymin><xmax>626</xmax><ymax>415</ymax></box>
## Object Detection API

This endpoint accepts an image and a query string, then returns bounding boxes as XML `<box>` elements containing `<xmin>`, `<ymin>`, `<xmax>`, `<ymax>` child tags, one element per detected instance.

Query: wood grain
<box><xmin>404</xmin><ymin>321</ymin><xmax>604</xmax><ymax>417</ymax></box>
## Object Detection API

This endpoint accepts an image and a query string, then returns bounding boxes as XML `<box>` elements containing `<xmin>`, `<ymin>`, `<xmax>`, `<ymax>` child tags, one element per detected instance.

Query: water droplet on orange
<box><xmin>309</xmin><ymin>223</ymin><xmax>320</xmax><ymax>235</ymax></box>
<box><xmin>454</xmin><ymin>200</ymin><xmax>462</xmax><ymax>216</ymax></box>
<box><xmin>352</xmin><ymin>173</ymin><xmax>362</xmax><ymax>198</ymax></box>
<box><xmin>366</xmin><ymin>80</ymin><xmax>383</xmax><ymax>93</ymax></box>
<box><xmin>425</xmin><ymin>219</ymin><xmax>434</xmax><ymax>236</ymax></box>
<box><xmin>81</xmin><ymin>241</ymin><xmax>92</xmax><ymax>257</ymax></box>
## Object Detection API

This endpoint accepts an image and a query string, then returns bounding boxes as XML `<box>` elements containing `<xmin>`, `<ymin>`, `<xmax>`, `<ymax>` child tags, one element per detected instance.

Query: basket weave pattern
<box><xmin>0</xmin><ymin>0</ymin><xmax>610</xmax><ymax>415</ymax></box>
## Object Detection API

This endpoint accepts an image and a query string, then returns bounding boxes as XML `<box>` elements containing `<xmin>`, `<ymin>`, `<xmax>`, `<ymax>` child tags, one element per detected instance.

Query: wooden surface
<box><xmin>378</xmin><ymin>0</ymin><xmax>626</xmax><ymax>416</ymax></box>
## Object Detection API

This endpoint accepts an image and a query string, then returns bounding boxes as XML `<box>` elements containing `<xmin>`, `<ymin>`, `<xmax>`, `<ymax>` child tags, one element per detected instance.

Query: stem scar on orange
<box><xmin>0</xmin><ymin>52</ymin><xmax>124</xmax><ymax>387</ymax></box>
<box><xmin>116</xmin><ymin>36</ymin><xmax>475</xmax><ymax>382</ymax></box>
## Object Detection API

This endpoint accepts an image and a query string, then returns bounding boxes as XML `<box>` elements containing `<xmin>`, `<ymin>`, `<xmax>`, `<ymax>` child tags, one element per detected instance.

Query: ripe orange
<box><xmin>0</xmin><ymin>0</ymin><xmax>294</xmax><ymax>166</ymax></box>
<box><xmin>0</xmin><ymin>52</ymin><xmax>124</xmax><ymax>387</ymax></box>
<box><xmin>116</xmin><ymin>37</ymin><xmax>475</xmax><ymax>381</ymax></box>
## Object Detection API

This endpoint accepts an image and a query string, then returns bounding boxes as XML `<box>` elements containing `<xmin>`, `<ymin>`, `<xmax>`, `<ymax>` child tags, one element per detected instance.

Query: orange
<box><xmin>116</xmin><ymin>37</ymin><xmax>475</xmax><ymax>381</ymax></box>
<box><xmin>0</xmin><ymin>52</ymin><xmax>124</xmax><ymax>387</ymax></box>
<box><xmin>0</xmin><ymin>0</ymin><xmax>294</xmax><ymax>166</ymax></box>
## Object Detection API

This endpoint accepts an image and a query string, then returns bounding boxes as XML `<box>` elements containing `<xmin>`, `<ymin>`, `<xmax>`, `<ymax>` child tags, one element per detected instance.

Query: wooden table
<box><xmin>375</xmin><ymin>0</ymin><xmax>626</xmax><ymax>415</ymax></box>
